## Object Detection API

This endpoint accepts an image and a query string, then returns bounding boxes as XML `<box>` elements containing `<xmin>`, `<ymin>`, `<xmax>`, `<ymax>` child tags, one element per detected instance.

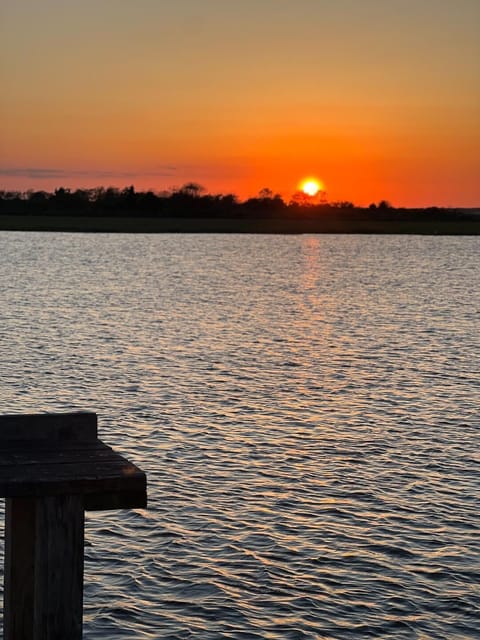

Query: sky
<box><xmin>1</xmin><ymin>0</ymin><xmax>479</xmax><ymax>206</ymax></box>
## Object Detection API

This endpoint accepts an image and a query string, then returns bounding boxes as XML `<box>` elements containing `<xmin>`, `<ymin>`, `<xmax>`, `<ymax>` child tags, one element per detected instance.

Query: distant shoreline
<box><xmin>0</xmin><ymin>214</ymin><xmax>478</xmax><ymax>235</ymax></box>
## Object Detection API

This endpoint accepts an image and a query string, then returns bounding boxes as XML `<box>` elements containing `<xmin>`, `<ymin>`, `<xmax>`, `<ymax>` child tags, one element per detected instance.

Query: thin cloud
<box><xmin>0</xmin><ymin>167</ymin><xmax>178</xmax><ymax>179</ymax></box>
<box><xmin>0</xmin><ymin>168</ymin><xmax>65</xmax><ymax>178</ymax></box>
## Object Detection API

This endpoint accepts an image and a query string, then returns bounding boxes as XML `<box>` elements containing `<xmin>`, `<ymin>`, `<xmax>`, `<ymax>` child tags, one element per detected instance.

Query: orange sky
<box><xmin>1</xmin><ymin>0</ymin><xmax>479</xmax><ymax>206</ymax></box>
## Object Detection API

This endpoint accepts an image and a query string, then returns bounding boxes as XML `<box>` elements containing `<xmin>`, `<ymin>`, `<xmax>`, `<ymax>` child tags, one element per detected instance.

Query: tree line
<box><xmin>0</xmin><ymin>183</ymin><xmax>474</xmax><ymax>221</ymax></box>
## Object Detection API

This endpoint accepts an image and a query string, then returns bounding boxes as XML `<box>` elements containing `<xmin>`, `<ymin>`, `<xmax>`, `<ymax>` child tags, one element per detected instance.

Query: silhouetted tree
<box><xmin>378</xmin><ymin>200</ymin><xmax>392</xmax><ymax>210</ymax></box>
<box><xmin>289</xmin><ymin>191</ymin><xmax>313</xmax><ymax>206</ymax></box>
<box><xmin>258</xmin><ymin>187</ymin><xmax>274</xmax><ymax>199</ymax></box>
<box><xmin>178</xmin><ymin>182</ymin><xmax>206</xmax><ymax>198</ymax></box>
<box><xmin>27</xmin><ymin>190</ymin><xmax>50</xmax><ymax>204</ymax></box>
<box><xmin>331</xmin><ymin>201</ymin><xmax>354</xmax><ymax>209</ymax></box>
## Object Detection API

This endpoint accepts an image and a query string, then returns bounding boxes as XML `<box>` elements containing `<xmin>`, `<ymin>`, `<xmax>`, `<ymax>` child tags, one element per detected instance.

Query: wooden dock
<box><xmin>0</xmin><ymin>412</ymin><xmax>147</xmax><ymax>640</ymax></box>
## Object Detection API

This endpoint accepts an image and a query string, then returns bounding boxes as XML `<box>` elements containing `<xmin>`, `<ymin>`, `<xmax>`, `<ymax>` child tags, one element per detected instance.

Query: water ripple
<box><xmin>0</xmin><ymin>233</ymin><xmax>479</xmax><ymax>638</ymax></box>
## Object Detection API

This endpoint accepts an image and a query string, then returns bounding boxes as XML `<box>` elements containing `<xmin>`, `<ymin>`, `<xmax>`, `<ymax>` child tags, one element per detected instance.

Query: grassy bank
<box><xmin>0</xmin><ymin>214</ymin><xmax>479</xmax><ymax>234</ymax></box>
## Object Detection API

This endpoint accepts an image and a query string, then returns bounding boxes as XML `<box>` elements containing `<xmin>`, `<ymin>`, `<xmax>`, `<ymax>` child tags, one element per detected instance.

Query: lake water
<box><xmin>0</xmin><ymin>232</ymin><xmax>479</xmax><ymax>639</ymax></box>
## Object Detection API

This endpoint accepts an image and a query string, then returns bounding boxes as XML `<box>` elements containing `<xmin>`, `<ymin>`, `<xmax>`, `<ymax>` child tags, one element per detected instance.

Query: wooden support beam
<box><xmin>4</xmin><ymin>498</ymin><xmax>36</xmax><ymax>639</ymax></box>
<box><xmin>4</xmin><ymin>496</ymin><xmax>85</xmax><ymax>640</ymax></box>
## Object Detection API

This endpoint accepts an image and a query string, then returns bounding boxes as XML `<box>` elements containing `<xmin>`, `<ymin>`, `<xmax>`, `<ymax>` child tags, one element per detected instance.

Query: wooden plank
<box><xmin>0</xmin><ymin>442</ymin><xmax>132</xmax><ymax>465</ymax></box>
<box><xmin>0</xmin><ymin>463</ymin><xmax>146</xmax><ymax>498</ymax></box>
<box><xmin>0</xmin><ymin>413</ymin><xmax>147</xmax><ymax>509</ymax></box>
<box><xmin>0</xmin><ymin>458</ymin><xmax>142</xmax><ymax>478</ymax></box>
<box><xmin>0</xmin><ymin>412</ymin><xmax>97</xmax><ymax>441</ymax></box>
<box><xmin>0</xmin><ymin>440</ymin><xmax>104</xmax><ymax>452</ymax></box>
<box><xmin>85</xmin><ymin>489</ymin><xmax>148</xmax><ymax>511</ymax></box>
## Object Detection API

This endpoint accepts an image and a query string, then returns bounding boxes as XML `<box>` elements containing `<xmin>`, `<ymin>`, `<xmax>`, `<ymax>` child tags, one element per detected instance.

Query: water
<box><xmin>0</xmin><ymin>232</ymin><xmax>479</xmax><ymax>639</ymax></box>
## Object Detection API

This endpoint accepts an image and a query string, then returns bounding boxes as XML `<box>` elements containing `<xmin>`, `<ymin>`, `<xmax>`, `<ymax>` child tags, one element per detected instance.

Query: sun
<box><xmin>300</xmin><ymin>178</ymin><xmax>323</xmax><ymax>197</ymax></box>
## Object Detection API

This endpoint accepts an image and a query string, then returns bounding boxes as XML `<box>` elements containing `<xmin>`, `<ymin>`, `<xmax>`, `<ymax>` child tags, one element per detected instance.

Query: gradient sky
<box><xmin>1</xmin><ymin>0</ymin><xmax>479</xmax><ymax>206</ymax></box>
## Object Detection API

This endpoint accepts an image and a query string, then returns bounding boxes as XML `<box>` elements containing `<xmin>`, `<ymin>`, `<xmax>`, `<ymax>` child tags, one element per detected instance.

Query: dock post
<box><xmin>0</xmin><ymin>412</ymin><xmax>147</xmax><ymax>640</ymax></box>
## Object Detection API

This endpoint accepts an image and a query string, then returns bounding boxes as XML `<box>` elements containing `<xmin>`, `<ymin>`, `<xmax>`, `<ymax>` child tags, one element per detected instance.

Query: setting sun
<box><xmin>300</xmin><ymin>178</ymin><xmax>323</xmax><ymax>197</ymax></box>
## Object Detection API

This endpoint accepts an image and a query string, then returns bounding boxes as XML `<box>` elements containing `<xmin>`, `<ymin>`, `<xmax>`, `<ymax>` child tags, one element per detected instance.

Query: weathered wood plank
<box><xmin>0</xmin><ymin>440</ymin><xmax>105</xmax><ymax>452</ymax></box>
<box><xmin>0</xmin><ymin>472</ymin><xmax>147</xmax><ymax>509</ymax></box>
<box><xmin>0</xmin><ymin>412</ymin><xmax>97</xmax><ymax>441</ymax></box>
<box><xmin>0</xmin><ymin>459</ymin><xmax>143</xmax><ymax>478</ymax></box>
<box><xmin>0</xmin><ymin>442</ymin><xmax>133</xmax><ymax>465</ymax></box>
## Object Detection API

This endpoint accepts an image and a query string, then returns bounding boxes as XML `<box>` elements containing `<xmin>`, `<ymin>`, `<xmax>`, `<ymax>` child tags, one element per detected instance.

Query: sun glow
<box><xmin>300</xmin><ymin>178</ymin><xmax>323</xmax><ymax>197</ymax></box>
